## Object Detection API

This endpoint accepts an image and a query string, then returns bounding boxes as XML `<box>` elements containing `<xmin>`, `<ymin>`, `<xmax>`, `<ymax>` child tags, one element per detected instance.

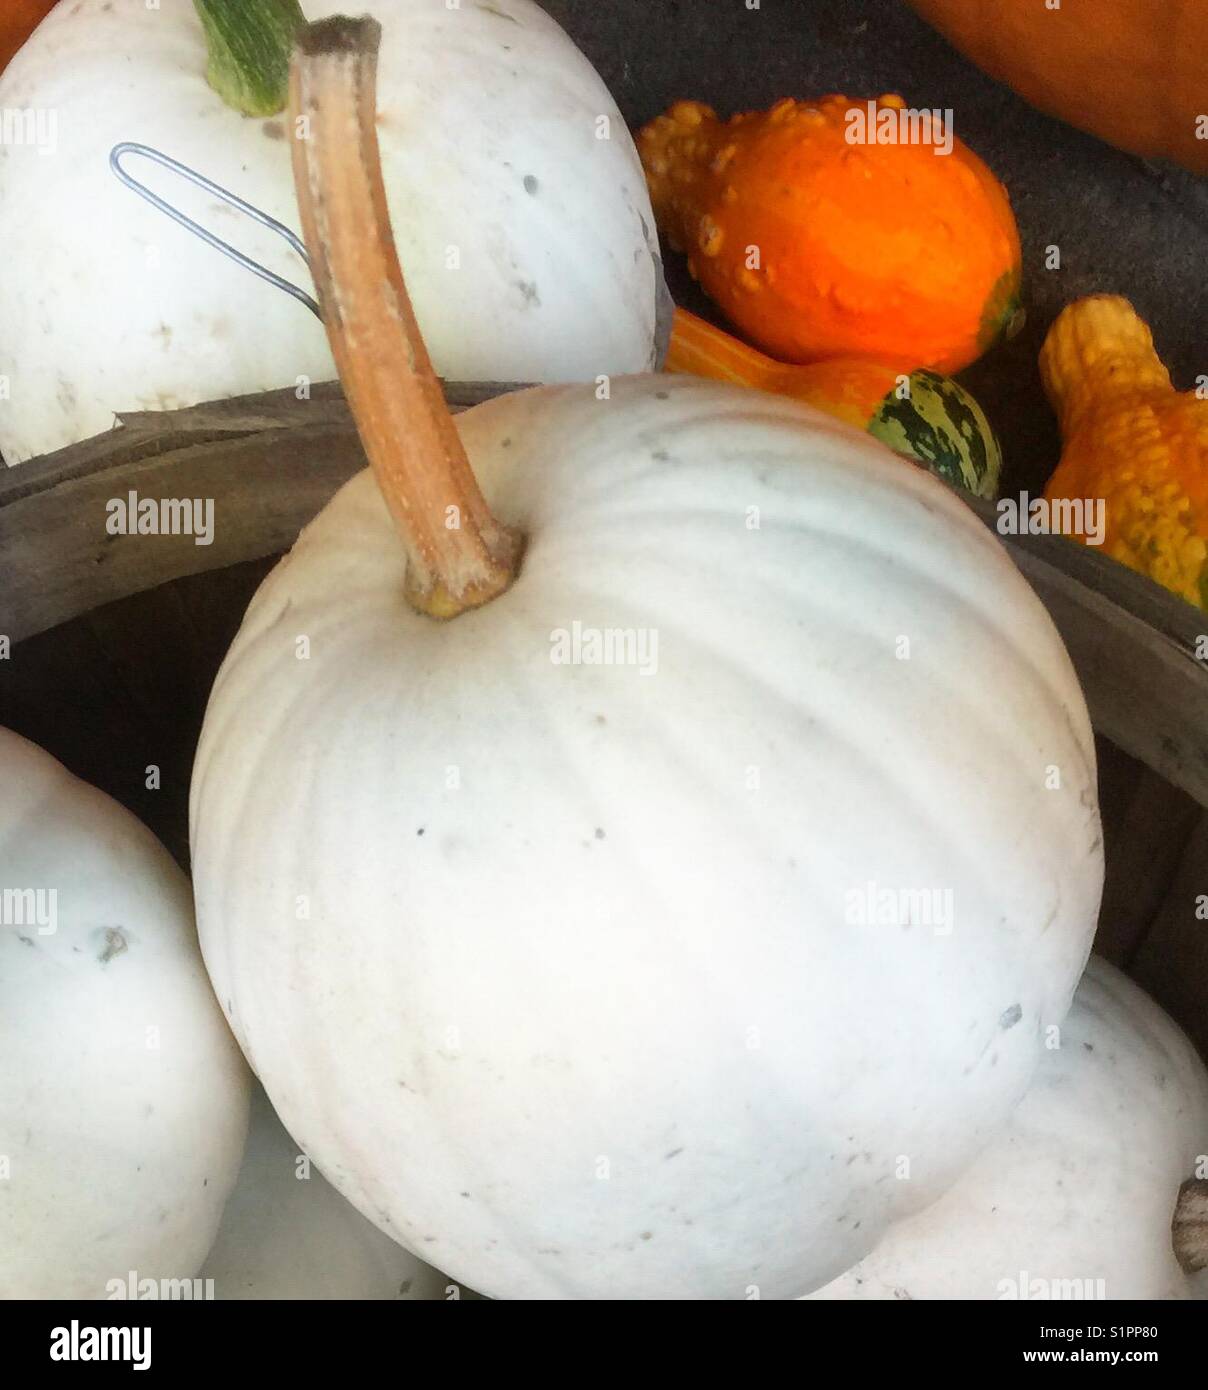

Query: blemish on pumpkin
<box><xmin>523</xmin><ymin>174</ymin><xmax>539</xmax><ymax>195</ymax></box>
<box><xmin>263</xmin><ymin>121</ymin><xmax>285</xmax><ymax>142</ymax></box>
<box><xmin>665</xmin><ymin>1147</ymin><xmax>684</xmax><ymax>1160</ymax></box>
<box><xmin>399</xmin><ymin>1278</ymin><xmax>413</xmax><ymax>1295</ymax></box>
<box><xmin>98</xmin><ymin>927</ymin><xmax>127</xmax><ymax>964</ymax></box>
<box><xmin>999</xmin><ymin>1003</ymin><xmax>1022</xmax><ymax>1030</ymax></box>
<box><xmin>639</xmin><ymin>1231</ymin><xmax>653</xmax><ymax>1241</ymax></box>
<box><xmin>594</xmin><ymin>827</ymin><xmax>605</xmax><ymax>840</ymax></box>
<box><xmin>652</xmin><ymin>448</ymin><xmax>670</xmax><ymax>461</ymax></box>
<box><xmin>514</xmin><ymin>279</ymin><xmax>540</xmax><ymax>307</ymax></box>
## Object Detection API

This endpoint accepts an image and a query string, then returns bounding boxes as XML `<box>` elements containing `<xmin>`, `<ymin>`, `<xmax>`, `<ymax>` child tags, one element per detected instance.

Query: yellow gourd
<box><xmin>1041</xmin><ymin>296</ymin><xmax>1208</xmax><ymax>608</ymax></box>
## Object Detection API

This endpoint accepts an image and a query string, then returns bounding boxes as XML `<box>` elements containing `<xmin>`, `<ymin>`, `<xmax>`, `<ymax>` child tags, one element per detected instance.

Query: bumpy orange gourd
<box><xmin>0</xmin><ymin>1</ymin><xmax>54</xmax><ymax>72</ymax></box>
<box><xmin>909</xmin><ymin>0</ymin><xmax>1208</xmax><ymax>177</ymax></box>
<box><xmin>638</xmin><ymin>94</ymin><xmax>1022</xmax><ymax>374</ymax></box>
<box><xmin>1041</xmin><ymin>296</ymin><xmax>1208</xmax><ymax>608</ymax></box>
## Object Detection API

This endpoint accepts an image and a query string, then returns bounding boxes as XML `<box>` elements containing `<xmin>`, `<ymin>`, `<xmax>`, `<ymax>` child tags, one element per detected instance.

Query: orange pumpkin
<box><xmin>1</xmin><ymin>1</ymin><xmax>55</xmax><ymax>73</ymax></box>
<box><xmin>639</xmin><ymin>94</ymin><xmax>1022</xmax><ymax>374</ymax></box>
<box><xmin>909</xmin><ymin>0</ymin><xmax>1208</xmax><ymax>175</ymax></box>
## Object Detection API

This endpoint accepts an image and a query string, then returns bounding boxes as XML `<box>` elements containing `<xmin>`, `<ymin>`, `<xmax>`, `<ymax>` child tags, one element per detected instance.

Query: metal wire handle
<box><xmin>109</xmin><ymin>141</ymin><xmax>323</xmax><ymax>320</ymax></box>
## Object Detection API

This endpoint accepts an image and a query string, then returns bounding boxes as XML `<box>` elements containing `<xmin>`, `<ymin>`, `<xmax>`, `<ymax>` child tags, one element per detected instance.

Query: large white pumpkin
<box><xmin>806</xmin><ymin>956</ymin><xmax>1208</xmax><ymax>1300</ymax></box>
<box><xmin>0</xmin><ymin>0</ymin><xmax>661</xmax><ymax>462</ymax></box>
<box><xmin>201</xmin><ymin>1084</ymin><xmax>450</xmax><ymax>1299</ymax></box>
<box><xmin>191</xmin><ymin>372</ymin><xmax>1104</xmax><ymax>1300</ymax></box>
<box><xmin>0</xmin><ymin>728</ymin><xmax>249</xmax><ymax>1298</ymax></box>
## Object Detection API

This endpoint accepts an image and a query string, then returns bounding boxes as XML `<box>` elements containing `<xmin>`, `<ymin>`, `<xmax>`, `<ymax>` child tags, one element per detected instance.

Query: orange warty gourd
<box><xmin>909</xmin><ymin>0</ymin><xmax>1208</xmax><ymax>177</ymax></box>
<box><xmin>0</xmin><ymin>1</ymin><xmax>54</xmax><ymax>72</ymax></box>
<box><xmin>1041</xmin><ymin>296</ymin><xmax>1208</xmax><ymax>609</ymax></box>
<box><xmin>638</xmin><ymin>94</ymin><xmax>1022</xmax><ymax>374</ymax></box>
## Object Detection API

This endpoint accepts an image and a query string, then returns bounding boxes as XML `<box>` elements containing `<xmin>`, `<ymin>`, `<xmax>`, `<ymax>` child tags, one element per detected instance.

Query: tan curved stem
<box><xmin>288</xmin><ymin>16</ymin><xmax>522</xmax><ymax>619</ymax></box>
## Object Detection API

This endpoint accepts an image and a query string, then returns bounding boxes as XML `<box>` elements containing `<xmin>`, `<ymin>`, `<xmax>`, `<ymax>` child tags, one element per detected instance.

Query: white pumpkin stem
<box><xmin>195</xmin><ymin>0</ymin><xmax>307</xmax><ymax>117</ymax></box>
<box><xmin>287</xmin><ymin>16</ymin><xmax>523</xmax><ymax>620</ymax></box>
<box><xmin>1173</xmin><ymin>1177</ymin><xmax>1208</xmax><ymax>1273</ymax></box>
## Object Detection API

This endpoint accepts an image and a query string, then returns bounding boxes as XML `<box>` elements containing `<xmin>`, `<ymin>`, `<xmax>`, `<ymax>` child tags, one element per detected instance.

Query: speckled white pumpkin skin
<box><xmin>190</xmin><ymin>375</ymin><xmax>1103</xmax><ymax>1299</ymax></box>
<box><xmin>0</xmin><ymin>728</ymin><xmax>250</xmax><ymax>1298</ymax></box>
<box><xmin>201</xmin><ymin>1085</ymin><xmax>449</xmax><ymax>1300</ymax></box>
<box><xmin>806</xmin><ymin>956</ymin><xmax>1208</xmax><ymax>1300</ymax></box>
<box><xmin>0</xmin><ymin>0</ymin><xmax>661</xmax><ymax>462</ymax></box>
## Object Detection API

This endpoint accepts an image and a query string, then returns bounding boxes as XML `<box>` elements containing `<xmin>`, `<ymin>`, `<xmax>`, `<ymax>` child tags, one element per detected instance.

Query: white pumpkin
<box><xmin>189</xmin><ymin>23</ymin><xmax>1103</xmax><ymax>1300</ymax></box>
<box><xmin>805</xmin><ymin>956</ymin><xmax>1208</xmax><ymax>1300</ymax></box>
<box><xmin>0</xmin><ymin>728</ymin><xmax>249</xmax><ymax>1299</ymax></box>
<box><xmin>191</xmin><ymin>372</ymin><xmax>1103</xmax><ymax>1300</ymax></box>
<box><xmin>201</xmin><ymin>1084</ymin><xmax>450</xmax><ymax>1299</ymax></box>
<box><xmin>0</xmin><ymin>0</ymin><xmax>662</xmax><ymax>463</ymax></box>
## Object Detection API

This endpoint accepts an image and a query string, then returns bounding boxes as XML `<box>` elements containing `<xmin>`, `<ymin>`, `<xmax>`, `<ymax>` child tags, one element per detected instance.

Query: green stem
<box><xmin>194</xmin><ymin>0</ymin><xmax>307</xmax><ymax>117</ymax></box>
